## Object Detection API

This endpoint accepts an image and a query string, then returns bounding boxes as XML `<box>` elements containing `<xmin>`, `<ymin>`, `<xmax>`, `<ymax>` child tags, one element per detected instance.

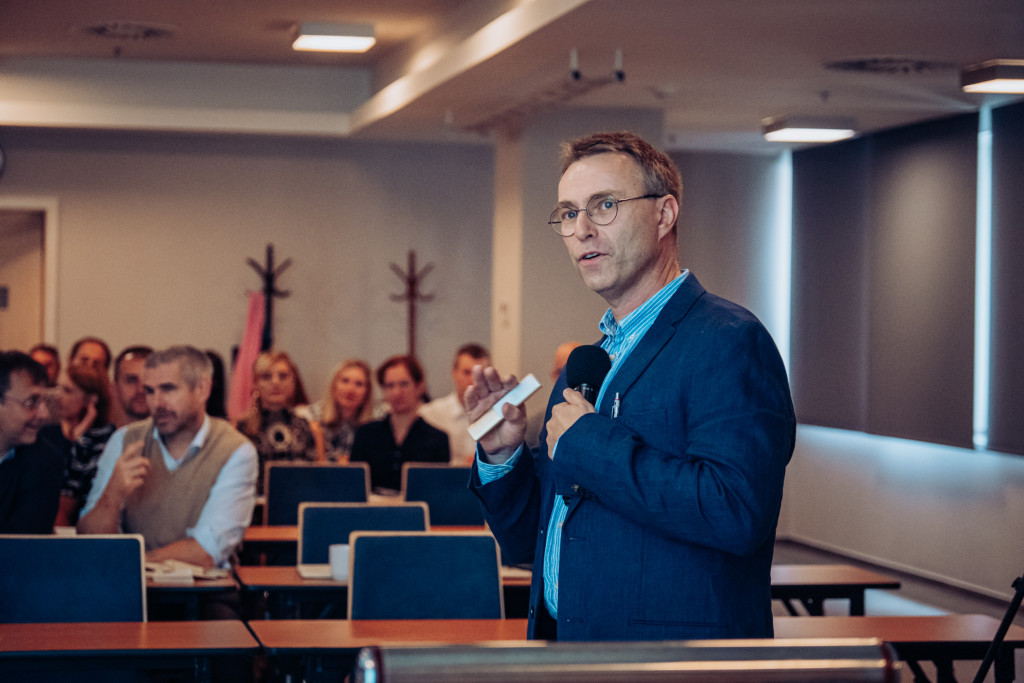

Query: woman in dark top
<box><xmin>42</xmin><ymin>364</ymin><xmax>116</xmax><ymax>526</ymax></box>
<box><xmin>350</xmin><ymin>355</ymin><xmax>449</xmax><ymax>493</ymax></box>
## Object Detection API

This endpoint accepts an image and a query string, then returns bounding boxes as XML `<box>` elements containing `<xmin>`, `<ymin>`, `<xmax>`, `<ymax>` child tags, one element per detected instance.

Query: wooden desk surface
<box><xmin>235</xmin><ymin>565</ymin><xmax>531</xmax><ymax>589</ymax></box>
<box><xmin>774</xmin><ymin>614</ymin><xmax>1024</xmax><ymax>645</ymax></box>
<box><xmin>244</xmin><ymin>524</ymin><xmax>485</xmax><ymax>543</ymax></box>
<box><xmin>0</xmin><ymin>620</ymin><xmax>259</xmax><ymax>657</ymax></box>
<box><xmin>146</xmin><ymin>576</ymin><xmax>238</xmax><ymax>592</ymax></box>
<box><xmin>249</xmin><ymin>618</ymin><xmax>528</xmax><ymax>653</ymax></box>
<box><xmin>770</xmin><ymin>564</ymin><xmax>900</xmax><ymax>589</ymax></box>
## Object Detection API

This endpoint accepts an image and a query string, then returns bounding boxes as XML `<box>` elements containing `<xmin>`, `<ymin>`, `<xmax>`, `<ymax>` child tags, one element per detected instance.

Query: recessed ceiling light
<box><xmin>762</xmin><ymin>116</ymin><xmax>856</xmax><ymax>143</ymax></box>
<box><xmin>292</xmin><ymin>22</ymin><xmax>375</xmax><ymax>53</ymax></box>
<box><xmin>961</xmin><ymin>59</ymin><xmax>1024</xmax><ymax>94</ymax></box>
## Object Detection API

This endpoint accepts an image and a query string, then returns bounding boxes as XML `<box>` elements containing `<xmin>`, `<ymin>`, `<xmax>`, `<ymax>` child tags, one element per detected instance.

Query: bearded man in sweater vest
<box><xmin>79</xmin><ymin>345</ymin><xmax>257</xmax><ymax>569</ymax></box>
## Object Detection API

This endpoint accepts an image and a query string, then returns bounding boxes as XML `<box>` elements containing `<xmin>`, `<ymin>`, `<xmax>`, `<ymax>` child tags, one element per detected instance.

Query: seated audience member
<box><xmin>351</xmin><ymin>355</ymin><xmax>449</xmax><ymax>493</ymax></box>
<box><xmin>551</xmin><ymin>340</ymin><xmax>582</xmax><ymax>383</ymax></box>
<box><xmin>78</xmin><ymin>345</ymin><xmax>257</xmax><ymax>569</ymax></box>
<box><xmin>236</xmin><ymin>350</ymin><xmax>321</xmax><ymax>494</ymax></box>
<box><xmin>38</xmin><ymin>365</ymin><xmax>117</xmax><ymax>526</ymax></box>
<box><xmin>113</xmin><ymin>345</ymin><xmax>153</xmax><ymax>427</ymax></box>
<box><xmin>69</xmin><ymin>336</ymin><xmax>112</xmax><ymax>373</ymax></box>
<box><xmin>28</xmin><ymin>343</ymin><xmax>61</xmax><ymax>387</ymax></box>
<box><xmin>420</xmin><ymin>342</ymin><xmax>490</xmax><ymax>466</ymax></box>
<box><xmin>0</xmin><ymin>351</ymin><xmax>63</xmax><ymax>533</ymax></box>
<box><xmin>30</xmin><ymin>342</ymin><xmax>63</xmax><ymax>426</ymax></box>
<box><xmin>205</xmin><ymin>349</ymin><xmax>228</xmax><ymax>419</ymax></box>
<box><xmin>525</xmin><ymin>340</ymin><xmax>582</xmax><ymax>448</ymax></box>
<box><xmin>302</xmin><ymin>359</ymin><xmax>374</xmax><ymax>463</ymax></box>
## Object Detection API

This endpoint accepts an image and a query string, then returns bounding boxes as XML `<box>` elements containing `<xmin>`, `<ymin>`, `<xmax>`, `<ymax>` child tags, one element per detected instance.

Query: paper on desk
<box><xmin>145</xmin><ymin>559</ymin><xmax>229</xmax><ymax>584</ymax></box>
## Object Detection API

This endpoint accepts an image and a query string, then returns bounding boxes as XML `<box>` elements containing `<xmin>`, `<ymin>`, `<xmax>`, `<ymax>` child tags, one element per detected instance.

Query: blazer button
<box><xmin>528</xmin><ymin>606</ymin><xmax>535</xmax><ymax>618</ymax></box>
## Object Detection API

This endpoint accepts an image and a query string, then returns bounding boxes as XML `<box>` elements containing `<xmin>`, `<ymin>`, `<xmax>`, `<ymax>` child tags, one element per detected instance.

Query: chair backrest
<box><xmin>348</xmin><ymin>531</ymin><xmax>504</xmax><ymax>620</ymax></box>
<box><xmin>297</xmin><ymin>502</ymin><xmax>430</xmax><ymax>565</ymax></box>
<box><xmin>265</xmin><ymin>462</ymin><xmax>369</xmax><ymax>526</ymax></box>
<box><xmin>0</xmin><ymin>534</ymin><xmax>147</xmax><ymax>623</ymax></box>
<box><xmin>401</xmin><ymin>464</ymin><xmax>484</xmax><ymax>526</ymax></box>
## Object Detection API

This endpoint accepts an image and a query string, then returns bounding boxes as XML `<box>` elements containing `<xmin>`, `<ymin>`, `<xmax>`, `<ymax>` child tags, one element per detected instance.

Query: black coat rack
<box><xmin>246</xmin><ymin>243</ymin><xmax>292</xmax><ymax>351</ymax></box>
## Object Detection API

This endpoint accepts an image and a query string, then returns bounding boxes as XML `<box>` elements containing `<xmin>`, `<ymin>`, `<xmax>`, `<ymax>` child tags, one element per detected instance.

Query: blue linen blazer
<box><xmin>472</xmin><ymin>274</ymin><xmax>796</xmax><ymax>641</ymax></box>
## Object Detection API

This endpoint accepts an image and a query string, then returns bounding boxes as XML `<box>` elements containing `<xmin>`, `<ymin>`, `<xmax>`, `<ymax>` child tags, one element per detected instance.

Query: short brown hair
<box><xmin>376</xmin><ymin>355</ymin><xmax>425</xmax><ymax>387</ymax></box>
<box><xmin>560</xmin><ymin>131</ymin><xmax>682</xmax><ymax>206</ymax></box>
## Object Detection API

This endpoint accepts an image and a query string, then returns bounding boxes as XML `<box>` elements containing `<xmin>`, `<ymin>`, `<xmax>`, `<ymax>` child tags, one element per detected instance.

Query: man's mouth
<box><xmin>580</xmin><ymin>251</ymin><xmax>602</xmax><ymax>261</ymax></box>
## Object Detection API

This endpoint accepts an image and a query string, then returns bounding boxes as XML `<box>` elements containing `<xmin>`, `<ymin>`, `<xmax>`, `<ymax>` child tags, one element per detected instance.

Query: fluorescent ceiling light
<box><xmin>961</xmin><ymin>59</ymin><xmax>1024</xmax><ymax>94</ymax></box>
<box><xmin>762</xmin><ymin>116</ymin><xmax>856</xmax><ymax>143</ymax></box>
<box><xmin>293</xmin><ymin>22</ymin><xmax>375</xmax><ymax>53</ymax></box>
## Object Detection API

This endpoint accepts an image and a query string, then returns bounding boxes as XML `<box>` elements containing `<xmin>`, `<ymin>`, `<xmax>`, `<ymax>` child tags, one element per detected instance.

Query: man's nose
<box><xmin>571</xmin><ymin>211</ymin><xmax>598</xmax><ymax>239</ymax></box>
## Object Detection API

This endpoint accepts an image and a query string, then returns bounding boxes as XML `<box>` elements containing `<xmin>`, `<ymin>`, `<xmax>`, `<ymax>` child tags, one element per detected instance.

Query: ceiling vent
<box><xmin>78</xmin><ymin>21</ymin><xmax>175</xmax><ymax>41</ymax></box>
<box><xmin>823</xmin><ymin>56</ymin><xmax>957</xmax><ymax>75</ymax></box>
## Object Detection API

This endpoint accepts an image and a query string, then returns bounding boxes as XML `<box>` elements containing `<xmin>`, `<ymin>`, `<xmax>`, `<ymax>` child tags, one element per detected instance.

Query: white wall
<box><xmin>780</xmin><ymin>425</ymin><xmax>1024</xmax><ymax>600</ymax></box>
<box><xmin>0</xmin><ymin>130</ymin><xmax>493</xmax><ymax>402</ymax></box>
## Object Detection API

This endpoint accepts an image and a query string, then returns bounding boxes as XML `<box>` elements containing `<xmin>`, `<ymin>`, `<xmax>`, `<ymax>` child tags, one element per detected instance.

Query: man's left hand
<box><xmin>545</xmin><ymin>388</ymin><xmax>595</xmax><ymax>457</ymax></box>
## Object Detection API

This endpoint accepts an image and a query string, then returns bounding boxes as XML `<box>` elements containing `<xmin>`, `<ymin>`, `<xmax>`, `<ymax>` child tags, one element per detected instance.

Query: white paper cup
<box><xmin>329</xmin><ymin>543</ymin><xmax>350</xmax><ymax>581</ymax></box>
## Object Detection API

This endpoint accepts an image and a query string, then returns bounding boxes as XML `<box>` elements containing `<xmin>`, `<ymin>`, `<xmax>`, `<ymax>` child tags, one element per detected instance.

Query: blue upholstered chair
<box><xmin>297</xmin><ymin>502</ymin><xmax>429</xmax><ymax>566</ymax></box>
<box><xmin>401</xmin><ymin>464</ymin><xmax>484</xmax><ymax>526</ymax></box>
<box><xmin>0</xmin><ymin>534</ymin><xmax>147</xmax><ymax>623</ymax></box>
<box><xmin>264</xmin><ymin>462</ymin><xmax>370</xmax><ymax>526</ymax></box>
<box><xmin>348</xmin><ymin>531</ymin><xmax>504</xmax><ymax>620</ymax></box>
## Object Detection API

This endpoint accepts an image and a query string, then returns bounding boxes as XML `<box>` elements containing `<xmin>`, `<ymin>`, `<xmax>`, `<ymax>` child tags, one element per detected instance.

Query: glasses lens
<box><xmin>587</xmin><ymin>196</ymin><xmax>618</xmax><ymax>226</ymax></box>
<box><xmin>548</xmin><ymin>208</ymin><xmax>576</xmax><ymax>235</ymax></box>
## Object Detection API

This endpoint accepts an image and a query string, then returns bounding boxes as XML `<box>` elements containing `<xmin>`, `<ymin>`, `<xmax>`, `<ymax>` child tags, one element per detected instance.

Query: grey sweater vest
<box><xmin>122</xmin><ymin>417</ymin><xmax>247</xmax><ymax>552</ymax></box>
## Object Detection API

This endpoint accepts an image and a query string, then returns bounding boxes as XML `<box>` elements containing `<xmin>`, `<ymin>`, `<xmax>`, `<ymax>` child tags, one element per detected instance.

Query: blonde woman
<box><xmin>236</xmin><ymin>350</ymin><xmax>323</xmax><ymax>494</ymax></box>
<box><xmin>304</xmin><ymin>359</ymin><xmax>374</xmax><ymax>463</ymax></box>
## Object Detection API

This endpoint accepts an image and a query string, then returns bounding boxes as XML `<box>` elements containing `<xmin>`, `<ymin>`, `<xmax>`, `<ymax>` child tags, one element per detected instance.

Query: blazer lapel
<box><xmin>602</xmin><ymin>274</ymin><xmax>706</xmax><ymax>405</ymax></box>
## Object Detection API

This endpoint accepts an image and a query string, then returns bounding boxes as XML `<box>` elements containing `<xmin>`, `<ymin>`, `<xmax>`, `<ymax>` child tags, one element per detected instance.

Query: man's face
<box><xmin>30</xmin><ymin>350</ymin><xmax>60</xmax><ymax>386</ymax></box>
<box><xmin>0</xmin><ymin>370</ymin><xmax>50</xmax><ymax>452</ymax></box>
<box><xmin>116</xmin><ymin>354</ymin><xmax>150</xmax><ymax>421</ymax></box>
<box><xmin>452</xmin><ymin>353</ymin><xmax>486</xmax><ymax>405</ymax></box>
<box><xmin>143</xmin><ymin>361</ymin><xmax>207</xmax><ymax>441</ymax></box>
<box><xmin>558</xmin><ymin>152</ymin><xmax>669</xmax><ymax>314</ymax></box>
<box><xmin>70</xmin><ymin>341</ymin><xmax>108</xmax><ymax>372</ymax></box>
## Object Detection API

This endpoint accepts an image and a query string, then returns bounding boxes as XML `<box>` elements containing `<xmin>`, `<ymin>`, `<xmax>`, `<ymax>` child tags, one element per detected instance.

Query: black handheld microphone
<box><xmin>565</xmin><ymin>345</ymin><xmax>611</xmax><ymax>405</ymax></box>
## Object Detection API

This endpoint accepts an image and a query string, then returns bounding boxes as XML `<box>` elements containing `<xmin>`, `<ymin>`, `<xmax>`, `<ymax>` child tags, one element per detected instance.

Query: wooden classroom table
<box><xmin>0</xmin><ymin>620</ymin><xmax>259</xmax><ymax>682</ymax></box>
<box><xmin>252</xmin><ymin>615</ymin><xmax>1022</xmax><ymax>683</ymax></box>
<box><xmin>770</xmin><ymin>563</ymin><xmax>901</xmax><ymax>616</ymax></box>
<box><xmin>235</xmin><ymin>564</ymin><xmax>531</xmax><ymax>619</ymax></box>
<box><xmin>249</xmin><ymin>618</ymin><xmax>528</xmax><ymax>682</ymax></box>
<box><xmin>239</xmin><ymin>524</ymin><xmax>486</xmax><ymax>565</ymax></box>
<box><xmin>775</xmin><ymin>614</ymin><xmax>1024</xmax><ymax>683</ymax></box>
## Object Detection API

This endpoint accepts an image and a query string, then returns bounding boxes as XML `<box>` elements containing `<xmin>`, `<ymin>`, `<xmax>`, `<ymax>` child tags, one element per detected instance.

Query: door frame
<box><xmin>0</xmin><ymin>196</ymin><xmax>59</xmax><ymax>342</ymax></box>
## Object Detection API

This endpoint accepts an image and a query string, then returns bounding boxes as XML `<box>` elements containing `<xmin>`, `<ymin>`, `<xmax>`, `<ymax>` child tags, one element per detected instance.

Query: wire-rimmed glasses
<box><xmin>547</xmin><ymin>194</ymin><xmax>662</xmax><ymax>236</ymax></box>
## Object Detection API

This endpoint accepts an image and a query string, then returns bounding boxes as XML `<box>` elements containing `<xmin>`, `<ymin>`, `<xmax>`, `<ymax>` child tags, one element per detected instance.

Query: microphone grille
<box><xmin>565</xmin><ymin>345</ymin><xmax>611</xmax><ymax>390</ymax></box>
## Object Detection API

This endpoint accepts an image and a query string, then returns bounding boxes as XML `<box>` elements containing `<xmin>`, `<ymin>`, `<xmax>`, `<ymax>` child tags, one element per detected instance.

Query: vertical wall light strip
<box><xmin>772</xmin><ymin>150</ymin><xmax>793</xmax><ymax>373</ymax></box>
<box><xmin>973</xmin><ymin>105</ymin><xmax>993</xmax><ymax>450</ymax></box>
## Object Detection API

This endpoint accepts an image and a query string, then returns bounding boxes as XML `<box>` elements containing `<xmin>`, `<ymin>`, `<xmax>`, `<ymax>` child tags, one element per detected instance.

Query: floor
<box><xmin>774</xmin><ymin>539</ymin><xmax>1024</xmax><ymax>682</ymax></box>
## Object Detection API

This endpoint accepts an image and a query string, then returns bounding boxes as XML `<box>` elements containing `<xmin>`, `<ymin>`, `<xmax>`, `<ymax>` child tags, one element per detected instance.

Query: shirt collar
<box><xmin>151</xmin><ymin>414</ymin><xmax>211</xmax><ymax>460</ymax></box>
<box><xmin>599</xmin><ymin>270</ymin><xmax>688</xmax><ymax>343</ymax></box>
<box><xmin>0</xmin><ymin>447</ymin><xmax>14</xmax><ymax>466</ymax></box>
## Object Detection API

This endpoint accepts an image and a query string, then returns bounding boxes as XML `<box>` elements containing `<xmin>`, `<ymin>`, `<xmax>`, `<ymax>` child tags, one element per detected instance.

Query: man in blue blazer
<box><xmin>468</xmin><ymin>131</ymin><xmax>795</xmax><ymax>641</ymax></box>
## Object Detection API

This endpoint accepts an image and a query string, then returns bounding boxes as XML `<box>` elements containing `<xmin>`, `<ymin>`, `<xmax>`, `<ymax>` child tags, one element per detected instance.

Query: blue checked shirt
<box><xmin>478</xmin><ymin>271</ymin><xmax>687</xmax><ymax>618</ymax></box>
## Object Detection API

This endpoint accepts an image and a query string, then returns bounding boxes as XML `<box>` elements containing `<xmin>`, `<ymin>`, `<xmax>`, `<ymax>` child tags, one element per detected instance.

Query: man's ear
<box><xmin>656</xmin><ymin>195</ymin><xmax>680</xmax><ymax>240</ymax></box>
<box><xmin>196</xmin><ymin>375</ymin><xmax>213</xmax><ymax>403</ymax></box>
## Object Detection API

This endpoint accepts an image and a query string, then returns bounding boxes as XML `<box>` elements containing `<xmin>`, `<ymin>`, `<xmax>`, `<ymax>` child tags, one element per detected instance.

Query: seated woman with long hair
<box><xmin>40</xmin><ymin>365</ymin><xmax>116</xmax><ymax>526</ymax></box>
<box><xmin>350</xmin><ymin>355</ymin><xmax>449</xmax><ymax>493</ymax></box>
<box><xmin>302</xmin><ymin>359</ymin><xmax>375</xmax><ymax>463</ymax></box>
<box><xmin>236</xmin><ymin>350</ymin><xmax>322</xmax><ymax>494</ymax></box>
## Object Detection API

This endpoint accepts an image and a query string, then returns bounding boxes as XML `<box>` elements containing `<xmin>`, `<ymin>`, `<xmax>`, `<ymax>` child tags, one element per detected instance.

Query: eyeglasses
<box><xmin>4</xmin><ymin>392</ymin><xmax>44</xmax><ymax>412</ymax></box>
<box><xmin>548</xmin><ymin>194</ymin><xmax>662</xmax><ymax>236</ymax></box>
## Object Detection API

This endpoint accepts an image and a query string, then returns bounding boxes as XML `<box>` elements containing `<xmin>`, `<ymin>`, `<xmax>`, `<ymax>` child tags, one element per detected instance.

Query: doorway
<box><xmin>0</xmin><ymin>199</ymin><xmax>58</xmax><ymax>351</ymax></box>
